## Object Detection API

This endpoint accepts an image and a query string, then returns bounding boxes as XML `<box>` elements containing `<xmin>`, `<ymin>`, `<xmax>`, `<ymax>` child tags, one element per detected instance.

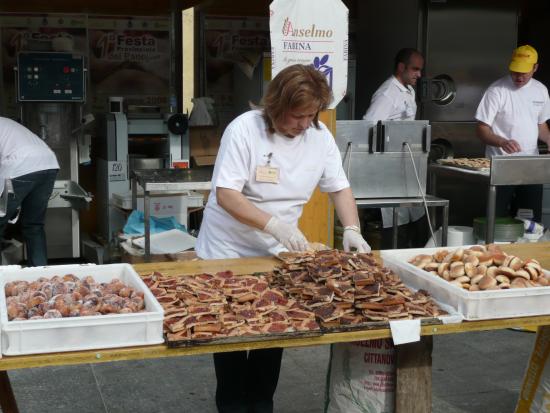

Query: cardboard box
<box><xmin>112</xmin><ymin>191</ymin><xmax>204</xmax><ymax>226</ymax></box>
<box><xmin>190</xmin><ymin>126</ymin><xmax>221</xmax><ymax>165</ymax></box>
<box><xmin>192</xmin><ymin>155</ymin><xmax>217</xmax><ymax>167</ymax></box>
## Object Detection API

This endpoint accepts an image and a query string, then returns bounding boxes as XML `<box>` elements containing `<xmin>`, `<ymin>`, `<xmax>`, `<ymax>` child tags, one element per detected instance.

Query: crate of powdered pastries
<box><xmin>0</xmin><ymin>263</ymin><xmax>164</xmax><ymax>355</ymax></box>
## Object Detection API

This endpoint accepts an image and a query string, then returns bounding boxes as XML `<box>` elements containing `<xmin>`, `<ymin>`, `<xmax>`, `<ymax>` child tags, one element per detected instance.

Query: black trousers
<box><xmin>0</xmin><ymin>169</ymin><xmax>57</xmax><ymax>266</ymax></box>
<box><xmin>214</xmin><ymin>348</ymin><xmax>283</xmax><ymax>413</ymax></box>
<box><xmin>495</xmin><ymin>184</ymin><xmax>543</xmax><ymax>221</ymax></box>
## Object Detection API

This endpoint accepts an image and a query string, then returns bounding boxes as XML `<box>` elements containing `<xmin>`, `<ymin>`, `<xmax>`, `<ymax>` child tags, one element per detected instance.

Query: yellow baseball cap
<box><xmin>509</xmin><ymin>45</ymin><xmax>538</xmax><ymax>73</ymax></box>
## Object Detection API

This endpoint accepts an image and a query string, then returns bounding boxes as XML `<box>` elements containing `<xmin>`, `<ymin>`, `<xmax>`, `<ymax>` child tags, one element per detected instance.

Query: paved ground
<box><xmin>6</xmin><ymin>329</ymin><xmax>535</xmax><ymax>412</ymax></box>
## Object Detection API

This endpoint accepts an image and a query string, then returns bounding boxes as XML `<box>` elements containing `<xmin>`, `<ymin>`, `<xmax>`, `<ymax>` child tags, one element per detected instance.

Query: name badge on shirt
<box><xmin>256</xmin><ymin>165</ymin><xmax>280</xmax><ymax>183</ymax></box>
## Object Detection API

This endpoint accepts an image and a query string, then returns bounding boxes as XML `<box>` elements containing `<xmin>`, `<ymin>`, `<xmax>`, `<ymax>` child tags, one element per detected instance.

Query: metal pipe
<box><xmin>392</xmin><ymin>208</ymin><xmax>398</xmax><ymax>248</ymax></box>
<box><xmin>486</xmin><ymin>185</ymin><xmax>497</xmax><ymax>244</ymax></box>
<box><xmin>442</xmin><ymin>203</ymin><xmax>449</xmax><ymax>247</ymax></box>
<box><xmin>144</xmin><ymin>188</ymin><xmax>151</xmax><ymax>261</ymax></box>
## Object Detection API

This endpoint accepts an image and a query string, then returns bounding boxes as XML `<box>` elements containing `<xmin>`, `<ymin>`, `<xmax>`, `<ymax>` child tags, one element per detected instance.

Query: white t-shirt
<box><xmin>363</xmin><ymin>76</ymin><xmax>417</xmax><ymax>122</ymax></box>
<box><xmin>0</xmin><ymin>117</ymin><xmax>59</xmax><ymax>195</ymax></box>
<box><xmin>363</xmin><ymin>76</ymin><xmax>423</xmax><ymax>228</ymax></box>
<box><xmin>475</xmin><ymin>76</ymin><xmax>550</xmax><ymax>157</ymax></box>
<box><xmin>195</xmin><ymin>110</ymin><xmax>349</xmax><ymax>259</ymax></box>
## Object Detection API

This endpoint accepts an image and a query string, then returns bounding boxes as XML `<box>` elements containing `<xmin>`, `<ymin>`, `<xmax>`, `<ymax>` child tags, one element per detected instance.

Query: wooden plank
<box><xmin>395</xmin><ymin>336</ymin><xmax>433</xmax><ymax>413</ymax></box>
<box><xmin>134</xmin><ymin>256</ymin><xmax>279</xmax><ymax>276</ymax></box>
<box><xmin>298</xmin><ymin>110</ymin><xmax>336</xmax><ymax>247</ymax></box>
<box><xmin>132</xmin><ymin>243</ymin><xmax>550</xmax><ymax>277</ymax></box>
<box><xmin>499</xmin><ymin>242</ymin><xmax>550</xmax><ymax>269</ymax></box>
<box><xmin>0</xmin><ymin>315</ymin><xmax>548</xmax><ymax>371</ymax></box>
<box><xmin>515</xmin><ymin>325</ymin><xmax>550</xmax><ymax>413</ymax></box>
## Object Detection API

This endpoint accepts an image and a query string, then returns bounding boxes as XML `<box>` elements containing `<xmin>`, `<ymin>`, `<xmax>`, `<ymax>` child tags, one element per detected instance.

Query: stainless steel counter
<box><xmin>131</xmin><ymin>168</ymin><xmax>212</xmax><ymax>260</ymax></box>
<box><xmin>429</xmin><ymin>155</ymin><xmax>550</xmax><ymax>243</ymax></box>
<box><xmin>356</xmin><ymin>195</ymin><xmax>449</xmax><ymax>248</ymax></box>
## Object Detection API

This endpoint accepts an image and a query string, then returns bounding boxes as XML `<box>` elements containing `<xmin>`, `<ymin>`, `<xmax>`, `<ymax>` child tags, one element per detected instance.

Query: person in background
<box><xmin>476</xmin><ymin>45</ymin><xmax>550</xmax><ymax>221</ymax></box>
<box><xmin>363</xmin><ymin>48</ymin><xmax>427</xmax><ymax>248</ymax></box>
<box><xmin>0</xmin><ymin>116</ymin><xmax>59</xmax><ymax>266</ymax></box>
<box><xmin>195</xmin><ymin>64</ymin><xmax>370</xmax><ymax>413</ymax></box>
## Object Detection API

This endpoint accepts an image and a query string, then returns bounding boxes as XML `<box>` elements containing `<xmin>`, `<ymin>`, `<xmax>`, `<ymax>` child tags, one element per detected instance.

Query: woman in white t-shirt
<box><xmin>0</xmin><ymin>116</ymin><xmax>59</xmax><ymax>266</ymax></box>
<box><xmin>196</xmin><ymin>64</ymin><xmax>369</xmax><ymax>413</ymax></box>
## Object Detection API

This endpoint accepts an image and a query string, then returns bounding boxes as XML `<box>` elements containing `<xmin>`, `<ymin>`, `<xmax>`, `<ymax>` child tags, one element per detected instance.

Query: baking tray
<box><xmin>166</xmin><ymin>296</ymin><xmax>461</xmax><ymax>347</ymax></box>
<box><xmin>381</xmin><ymin>247</ymin><xmax>550</xmax><ymax>321</ymax></box>
<box><xmin>317</xmin><ymin>289</ymin><xmax>462</xmax><ymax>334</ymax></box>
<box><xmin>166</xmin><ymin>328</ymin><xmax>322</xmax><ymax>348</ymax></box>
<box><xmin>318</xmin><ymin>316</ymin><xmax>446</xmax><ymax>334</ymax></box>
<box><xmin>436</xmin><ymin>158</ymin><xmax>490</xmax><ymax>172</ymax></box>
<box><xmin>0</xmin><ymin>263</ymin><xmax>164</xmax><ymax>355</ymax></box>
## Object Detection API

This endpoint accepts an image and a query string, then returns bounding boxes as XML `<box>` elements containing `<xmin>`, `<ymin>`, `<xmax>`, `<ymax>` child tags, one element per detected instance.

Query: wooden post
<box><xmin>395</xmin><ymin>336</ymin><xmax>433</xmax><ymax>413</ymax></box>
<box><xmin>0</xmin><ymin>371</ymin><xmax>19</xmax><ymax>413</ymax></box>
<box><xmin>515</xmin><ymin>325</ymin><xmax>550</xmax><ymax>413</ymax></box>
<box><xmin>298</xmin><ymin>109</ymin><xmax>336</xmax><ymax>247</ymax></box>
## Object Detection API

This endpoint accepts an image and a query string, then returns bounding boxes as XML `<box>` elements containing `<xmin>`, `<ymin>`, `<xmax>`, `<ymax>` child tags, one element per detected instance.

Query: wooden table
<box><xmin>0</xmin><ymin>243</ymin><xmax>549</xmax><ymax>413</ymax></box>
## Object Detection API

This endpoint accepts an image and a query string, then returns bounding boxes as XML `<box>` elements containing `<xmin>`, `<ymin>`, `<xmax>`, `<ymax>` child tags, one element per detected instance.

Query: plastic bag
<box><xmin>123</xmin><ymin>210</ymin><xmax>186</xmax><ymax>236</ymax></box>
<box><xmin>538</xmin><ymin>229</ymin><xmax>550</xmax><ymax>243</ymax></box>
<box><xmin>515</xmin><ymin>217</ymin><xmax>545</xmax><ymax>236</ymax></box>
<box><xmin>189</xmin><ymin>97</ymin><xmax>216</xmax><ymax>126</ymax></box>
<box><xmin>325</xmin><ymin>341</ymin><xmax>395</xmax><ymax>413</ymax></box>
<box><xmin>1</xmin><ymin>239</ymin><xmax>23</xmax><ymax>265</ymax></box>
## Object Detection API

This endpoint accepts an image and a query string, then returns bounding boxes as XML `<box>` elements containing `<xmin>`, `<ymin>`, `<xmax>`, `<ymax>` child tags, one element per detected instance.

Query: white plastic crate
<box><xmin>381</xmin><ymin>246</ymin><xmax>550</xmax><ymax>321</ymax></box>
<box><xmin>0</xmin><ymin>263</ymin><xmax>164</xmax><ymax>355</ymax></box>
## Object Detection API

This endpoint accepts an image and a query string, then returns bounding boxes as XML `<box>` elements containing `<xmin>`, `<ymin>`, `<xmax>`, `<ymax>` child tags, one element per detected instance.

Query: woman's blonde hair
<box><xmin>260</xmin><ymin>64</ymin><xmax>333</xmax><ymax>134</ymax></box>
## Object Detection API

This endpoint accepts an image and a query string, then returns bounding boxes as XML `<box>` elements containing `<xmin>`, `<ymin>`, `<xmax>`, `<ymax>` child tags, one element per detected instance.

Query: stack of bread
<box><xmin>408</xmin><ymin>245</ymin><xmax>549</xmax><ymax>291</ymax></box>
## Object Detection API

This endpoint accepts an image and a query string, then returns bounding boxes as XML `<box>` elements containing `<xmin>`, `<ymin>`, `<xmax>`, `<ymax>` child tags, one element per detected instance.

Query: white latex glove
<box><xmin>343</xmin><ymin>226</ymin><xmax>371</xmax><ymax>253</ymax></box>
<box><xmin>263</xmin><ymin>216</ymin><xmax>309</xmax><ymax>252</ymax></box>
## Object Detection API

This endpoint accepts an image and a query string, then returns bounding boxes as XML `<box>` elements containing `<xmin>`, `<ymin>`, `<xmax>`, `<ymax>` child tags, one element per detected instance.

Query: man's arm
<box><xmin>538</xmin><ymin>122</ymin><xmax>550</xmax><ymax>145</ymax></box>
<box><xmin>476</xmin><ymin>121</ymin><xmax>521</xmax><ymax>153</ymax></box>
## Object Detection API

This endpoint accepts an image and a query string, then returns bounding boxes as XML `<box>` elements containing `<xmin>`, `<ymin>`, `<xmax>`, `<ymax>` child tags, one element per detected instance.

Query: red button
<box><xmin>63</xmin><ymin>66</ymin><xmax>70</xmax><ymax>74</ymax></box>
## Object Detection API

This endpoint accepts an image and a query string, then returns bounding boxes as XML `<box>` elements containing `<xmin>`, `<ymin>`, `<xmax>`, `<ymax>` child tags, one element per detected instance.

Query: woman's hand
<box><xmin>343</xmin><ymin>226</ymin><xmax>371</xmax><ymax>253</ymax></box>
<box><xmin>263</xmin><ymin>216</ymin><xmax>309</xmax><ymax>252</ymax></box>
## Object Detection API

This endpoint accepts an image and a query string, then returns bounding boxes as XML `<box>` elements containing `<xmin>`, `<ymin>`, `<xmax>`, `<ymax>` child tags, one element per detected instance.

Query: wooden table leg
<box><xmin>0</xmin><ymin>371</ymin><xmax>19</xmax><ymax>413</ymax></box>
<box><xmin>395</xmin><ymin>336</ymin><xmax>433</xmax><ymax>413</ymax></box>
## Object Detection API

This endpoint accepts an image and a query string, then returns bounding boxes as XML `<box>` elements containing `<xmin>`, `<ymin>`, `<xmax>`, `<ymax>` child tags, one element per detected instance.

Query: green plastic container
<box><xmin>473</xmin><ymin>217</ymin><xmax>524</xmax><ymax>242</ymax></box>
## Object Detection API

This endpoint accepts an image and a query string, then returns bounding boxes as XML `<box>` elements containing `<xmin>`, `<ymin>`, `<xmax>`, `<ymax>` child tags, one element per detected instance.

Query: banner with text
<box><xmin>88</xmin><ymin>16</ymin><xmax>171</xmax><ymax>112</ymax></box>
<box><xmin>269</xmin><ymin>0</ymin><xmax>348</xmax><ymax>108</ymax></box>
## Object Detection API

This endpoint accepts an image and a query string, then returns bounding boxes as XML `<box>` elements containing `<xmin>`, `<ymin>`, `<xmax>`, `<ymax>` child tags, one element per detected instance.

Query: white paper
<box><xmin>132</xmin><ymin>229</ymin><xmax>196</xmax><ymax>254</ymax></box>
<box><xmin>389</xmin><ymin>319</ymin><xmax>421</xmax><ymax>345</ymax></box>
<box><xmin>269</xmin><ymin>0</ymin><xmax>348</xmax><ymax>108</ymax></box>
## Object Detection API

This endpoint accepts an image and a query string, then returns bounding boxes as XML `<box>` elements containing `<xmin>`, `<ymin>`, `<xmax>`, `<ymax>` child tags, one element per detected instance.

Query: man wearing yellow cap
<box><xmin>475</xmin><ymin>45</ymin><xmax>550</xmax><ymax>221</ymax></box>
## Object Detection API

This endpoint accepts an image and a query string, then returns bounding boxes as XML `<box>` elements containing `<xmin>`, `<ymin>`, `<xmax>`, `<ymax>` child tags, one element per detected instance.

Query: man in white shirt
<box><xmin>476</xmin><ymin>45</ymin><xmax>550</xmax><ymax>221</ymax></box>
<box><xmin>0</xmin><ymin>116</ymin><xmax>59</xmax><ymax>266</ymax></box>
<box><xmin>364</xmin><ymin>48</ymin><xmax>423</xmax><ymax>121</ymax></box>
<box><xmin>363</xmin><ymin>48</ymin><xmax>427</xmax><ymax>248</ymax></box>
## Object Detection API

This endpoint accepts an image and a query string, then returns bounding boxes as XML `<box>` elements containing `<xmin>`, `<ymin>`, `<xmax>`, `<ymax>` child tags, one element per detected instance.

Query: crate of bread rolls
<box><xmin>381</xmin><ymin>245</ymin><xmax>550</xmax><ymax>320</ymax></box>
<box><xmin>0</xmin><ymin>263</ymin><xmax>164</xmax><ymax>355</ymax></box>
